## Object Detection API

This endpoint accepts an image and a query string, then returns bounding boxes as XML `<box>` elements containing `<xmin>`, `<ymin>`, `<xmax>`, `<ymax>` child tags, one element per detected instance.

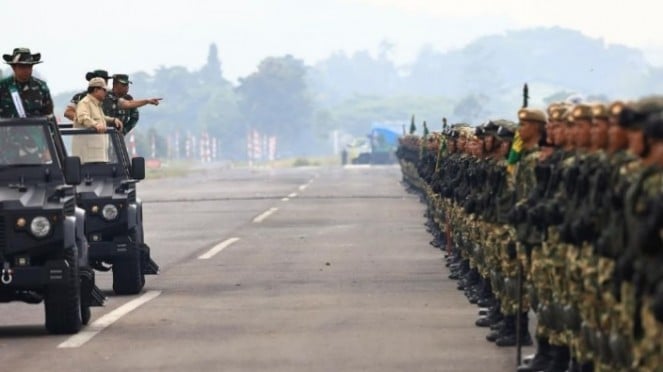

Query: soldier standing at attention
<box><xmin>0</xmin><ymin>48</ymin><xmax>53</xmax><ymax>118</ymax></box>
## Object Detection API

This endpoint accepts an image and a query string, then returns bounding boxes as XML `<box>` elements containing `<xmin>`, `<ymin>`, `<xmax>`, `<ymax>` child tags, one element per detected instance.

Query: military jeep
<box><xmin>0</xmin><ymin>117</ymin><xmax>105</xmax><ymax>334</ymax></box>
<box><xmin>59</xmin><ymin>125</ymin><xmax>159</xmax><ymax>295</ymax></box>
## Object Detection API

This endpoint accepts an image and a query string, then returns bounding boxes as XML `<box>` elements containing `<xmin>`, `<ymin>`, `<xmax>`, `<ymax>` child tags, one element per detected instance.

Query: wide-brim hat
<box><xmin>2</xmin><ymin>48</ymin><xmax>42</xmax><ymax>65</ymax></box>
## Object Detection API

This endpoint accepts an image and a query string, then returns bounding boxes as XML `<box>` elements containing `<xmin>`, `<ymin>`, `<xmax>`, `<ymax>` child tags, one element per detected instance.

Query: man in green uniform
<box><xmin>104</xmin><ymin>74</ymin><xmax>140</xmax><ymax>134</ymax></box>
<box><xmin>0</xmin><ymin>48</ymin><xmax>53</xmax><ymax>118</ymax></box>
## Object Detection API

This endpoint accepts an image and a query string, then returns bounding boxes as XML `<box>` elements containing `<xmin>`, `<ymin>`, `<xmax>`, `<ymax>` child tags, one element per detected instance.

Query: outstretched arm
<box><xmin>118</xmin><ymin>97</ymin><xmax>162</xmax><ymax>109</ymax></box>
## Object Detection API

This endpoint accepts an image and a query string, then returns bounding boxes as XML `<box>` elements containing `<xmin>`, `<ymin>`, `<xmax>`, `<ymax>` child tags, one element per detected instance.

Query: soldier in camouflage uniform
<box><xmin>605</xmin><ymin>97</ymin><xmax>663</xmax><ymax>371</ymax></box>
<box><xmin>0</xmin><ymin>48</ymin><xmax>53</xmax><ymax>118</ymax></box>
<box><xmin>627</xmin><ymin>108</ymin><xmax>663</xmax><ymax>371</ymax></box>
<box><xmin>492</xmin><ymin>108</ymin><xmax>546</xmax><ymax>348</ymax></box>
<box><xmin>104</xmin><ymin>74</ymin><xmax>140</xmax><ymax>134</ymax></box>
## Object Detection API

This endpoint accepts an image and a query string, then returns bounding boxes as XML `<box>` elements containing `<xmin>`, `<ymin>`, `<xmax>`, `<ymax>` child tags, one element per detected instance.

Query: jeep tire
<box><xmin>112</xmin><ymin>248</ymin><xmax>145</xmax><ymax>295</ymax></box>
<box><xmin>44</xmin><ymin>248</ymin><xmax>83</xmax><ymax>334</ymax></box>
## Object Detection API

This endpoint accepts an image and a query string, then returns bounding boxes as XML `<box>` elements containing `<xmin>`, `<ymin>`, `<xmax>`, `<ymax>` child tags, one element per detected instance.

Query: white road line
<box><xmin>298</xmin><ymin>184</ymin><xmax>308</xmax><ymax>191</ymax></box>
<box><xmin>252</xmin><ymin>207</ymin><xmax>278</xmax><ymax>223</ymax></box>
<box><xmin>288</xmin><ymin>192</ymin><xmax>297</xmax><ymax>198</ymax></box>
<box><xmin>58</xmin><ymin>290</ymin><xmax>162</xmax><ymax>349</ymax></box>
<box><xmin>281</xmin><ymin>197</ymin><xmax>290</xmax><ymax>202</ymax></box>
<box><xmin>198</xmin><ymin>237</ymin><xmax>241</xmax><ymax>260</ymax></box>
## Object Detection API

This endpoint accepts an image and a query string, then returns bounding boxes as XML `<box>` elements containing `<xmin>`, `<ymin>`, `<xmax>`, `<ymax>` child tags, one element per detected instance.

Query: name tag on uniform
<box><xmin>9</xmin><ymin>86</ymin><xmax>27</xmax><ymax>118</ymax></box>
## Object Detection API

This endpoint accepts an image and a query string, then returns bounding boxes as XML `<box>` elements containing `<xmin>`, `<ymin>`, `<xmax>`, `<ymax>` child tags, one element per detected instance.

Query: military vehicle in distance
<box><xmin>59</xmin><ymin>125</ymin><xmax>158</xmax><ymax>295</ymax></box>
<box><xmin>0</xmin><ymin>117</ymin><xmax>104</xmax><ymax>334</ymax></box>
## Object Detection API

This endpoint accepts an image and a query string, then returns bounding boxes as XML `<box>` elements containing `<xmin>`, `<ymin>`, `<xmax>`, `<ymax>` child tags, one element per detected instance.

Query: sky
<box><xmin>2</xmin><ymin>0</ymin><xmax>663</xmax><ymax>95</ymax></box>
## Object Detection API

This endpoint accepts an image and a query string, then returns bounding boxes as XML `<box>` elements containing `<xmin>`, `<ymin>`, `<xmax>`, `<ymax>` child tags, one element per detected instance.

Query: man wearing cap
<box><xmin>104</xmin><ymin>74</ymin><xmax>140</xmax><ymax>134</ymax></box>
<box><xmin>64</xmin><ymin>70</ymin><xmax>161</xmax><ymax>123</ymax></box>
<box><xmin>64</xmin><ymin>69</ymin><xmax>111</xmax><ymax>121</ymax></box>
<box><xmin>71</xmin><ymin>77</ymin><xmax>123</xmax><ymax>163</ymax></box>
<box><xmin>0</xmin><ymin>48</ymin><xmax>53</xmax><ymax>118</ymax></box>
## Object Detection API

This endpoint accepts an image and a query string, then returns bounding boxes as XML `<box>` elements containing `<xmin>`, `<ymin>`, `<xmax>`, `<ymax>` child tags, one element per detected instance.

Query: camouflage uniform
<box><xmin>0</xmin><ymin>76</ymin><xmax>53</xmax><ymax>118</ymax></box>
<box><xmin>103</xmin><ymin>92</ymin><xmax>139</xmax><ymax>135</ymax></box>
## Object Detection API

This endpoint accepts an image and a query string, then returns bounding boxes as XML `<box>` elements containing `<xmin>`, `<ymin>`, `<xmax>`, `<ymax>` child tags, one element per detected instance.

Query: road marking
<box><xmin>198</xmin><ymin>237</ymin><xmax>240</xmax><ymax>260</ymax></box>
<box><xmin>298</xmin><ymin>184</ymin><xmax>308</xmax><ymax>191</ymax></box>
<box><xmin>58</xmin><ymin>290</ymin><xmax>162</xmax><ymax>349</ymax></box>
<box><xmin>281</xmin><ymin>197</ymin><xmax>289</xmax><ymax>202</ymax></box>
<box><xmin>288</xmin><ymin>192</ymin><xmax>297</xmax><ymax>198</ymax></box>
<box><xmin>253</xmin><ymin>207</ymin><xmax>278</xmax><ymax>223</ymax></box>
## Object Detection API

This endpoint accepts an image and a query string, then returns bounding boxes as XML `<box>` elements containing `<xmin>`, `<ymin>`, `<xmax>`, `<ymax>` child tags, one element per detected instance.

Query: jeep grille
<box><xmin>127</xmin><ymin>189</ymin><xmax>136</xmax><ymax>204</ymax></box>
<box><xmin>63</xmin><ymin>198</ymin><xmax>75</xmax><ymax>216</ymax></box>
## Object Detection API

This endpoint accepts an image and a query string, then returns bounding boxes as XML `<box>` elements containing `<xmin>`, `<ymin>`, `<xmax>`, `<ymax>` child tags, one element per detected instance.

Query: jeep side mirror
<box><xmin>131</xmin><ymin>157</ymin><xmax>146</xmax><ymax>180</ymax></box>
<box><xmin>64</xmin><ymin>156</ymin><xmax>82</xmax><ymax>185</ymax></box>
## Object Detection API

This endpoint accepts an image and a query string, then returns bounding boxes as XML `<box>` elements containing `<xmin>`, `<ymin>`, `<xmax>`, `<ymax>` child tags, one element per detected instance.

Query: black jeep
<box><xmin>0</xmin><ymin>117</ymin><xmax>105</xmax><ymax>334</ymax></box>
<box><xmin>59</xmin><ymin>125</ymin><xmax>159</xmax><ymax>295</ymax></box>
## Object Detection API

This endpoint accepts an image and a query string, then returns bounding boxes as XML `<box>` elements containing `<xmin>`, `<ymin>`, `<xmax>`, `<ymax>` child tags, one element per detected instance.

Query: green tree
<box><xmin>237</xmin><ymin>55</ymin><xmax>314</xmax><ymax>156</ymax></box>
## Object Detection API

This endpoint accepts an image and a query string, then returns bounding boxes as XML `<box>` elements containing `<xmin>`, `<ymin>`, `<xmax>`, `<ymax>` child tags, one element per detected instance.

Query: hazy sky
<box><xmin>2</xmin><ymin>0</ymin><xmax>662</xmax><ymax>94</ymax></box>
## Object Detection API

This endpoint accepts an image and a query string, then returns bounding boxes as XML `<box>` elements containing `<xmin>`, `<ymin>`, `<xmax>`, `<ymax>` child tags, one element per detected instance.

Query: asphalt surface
<box><xmin>0</xmin><ymin>165</ymin><xmax>528</xmax><ymax>371</ymax></box>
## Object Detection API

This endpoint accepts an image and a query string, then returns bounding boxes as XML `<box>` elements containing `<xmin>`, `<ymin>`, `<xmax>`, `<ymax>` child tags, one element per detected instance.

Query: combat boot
<box><xmin>487</xmin><ymin>315</ymin><xmax>512</xmax><ymax>342</ymax></box>
<box><xmin>516</xmin><ymin>337</ymin><xmax>552</xmax><ymax>371</ymax></box>
<box><xmin>496</xmin><ymin>312</ymin><xmax>533</xmax><ymax>347</ymax></box>
<box><xmin>476</xmin><ymin>305</ymin><xmax>503</xmax><ymax>328</ymax></box>
<box><xmin>543</xmin><ymin>345</ymin><xmax>570</xmax><ymax>372</ymax></box>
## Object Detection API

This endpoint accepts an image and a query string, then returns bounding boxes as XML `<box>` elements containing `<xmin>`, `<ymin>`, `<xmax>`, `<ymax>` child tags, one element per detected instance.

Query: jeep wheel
<box><xmin>44</xmin><ymin>249</ymin><xmax>83</xmax><ymax>334</ymax></box>
<box><xmin>81</xmin><ymin>304</ymin><xmax>91</xmax><ymax>325</ymax></box>
<box><xmin>112</xmin><ymin>249</ymin><xmax>145</xmax><ymax>295</ymax></box>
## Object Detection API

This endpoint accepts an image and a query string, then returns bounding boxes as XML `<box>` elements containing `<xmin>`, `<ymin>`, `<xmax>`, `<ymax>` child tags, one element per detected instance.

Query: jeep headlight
<box><xmin>102</xmin><ymin>204</ymin><xmax>119</xmax><ymax>221</ymax></box>
<box><xmin>30</xmin><ymin>216</ymin><xmax>51</xmax><ymax>238</ymax></box>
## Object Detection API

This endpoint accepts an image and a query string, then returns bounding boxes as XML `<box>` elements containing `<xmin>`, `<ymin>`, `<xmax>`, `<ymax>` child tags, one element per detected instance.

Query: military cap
<box><xmin>85</xmin><ymin>69</ymin><xmax>111</xmax><ymax>81</ymax></box>
<box><xmin>549</xmin><ymin>105</ymin><xmax>569</xmax><ymax>122</ymax></box>
<box><xmin>619</xmin><ymin>96</ymin><xmax>663</xmax><ymax>129</ymax></box>
<box><xmin>483</xmin><ymin>121</ymin><xmax>500</xmax><ymax>134</ymax></box>
<box><xmin>590</xmin><ymin>103</ymin><xmax>609</xmax><ymax>120</ymax></box>
<box><xmin>518</xmin><ymin>108</ymin><xmax>547</xmax><ymax>124</ymax></box>
<box><xmin>571</xmin><ymin>104</ymin><xmax>593</xmax><ymax>122</ymax></box>
<box><xmin>547</xmin><ymin>102</ymin><xmax>564</xmax><ymax>117</ymax></box>
<box><xmin>497</xmin><ymin>122</ymin><xmax>517</xmax><ymax>139</ymax></box>
<box><xmin>609</xmin><ymin>101</ymin><xmax>626</xmax><ymax>118</ymax></box>
<box><xmin>88</xmin><ymin>77</ymin><xmax>108</xmax><ymax>90</ymax></box>
<box><xmin>112</xmin><ymin>74</ymin><xmax>132</xmax><ymax>85</ymax></box>
<box><xmin>2</xmin><ymin>47</ymin><xmax>42</xmax><ymax>65</ymax></box>
<box><xmin>644</xmin><ymin>111</ymin><xmax>663</xmax><ymax>139</ymax></box>
<box><xmin>475</xmin><ymin>124</ymin><xmax>487</xmax><ymax>137</ymax></box>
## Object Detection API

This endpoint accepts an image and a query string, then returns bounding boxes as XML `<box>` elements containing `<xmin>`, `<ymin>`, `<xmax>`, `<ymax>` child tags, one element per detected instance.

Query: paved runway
<box><xmin>0</xmin><ymin>165</ymin><xmax>528</xmax><ymax>371</ymax></box>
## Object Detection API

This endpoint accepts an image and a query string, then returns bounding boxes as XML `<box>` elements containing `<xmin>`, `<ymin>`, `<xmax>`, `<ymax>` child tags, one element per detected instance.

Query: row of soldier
<box><xmin>0</xmin><ymin>47</ymin><xmax>160</xmax><ymax>134</ymax></box>
<box><xmin>397</xmin><ymin>98</ymin><xmax>663</xmax><ymax>371</ymax></box>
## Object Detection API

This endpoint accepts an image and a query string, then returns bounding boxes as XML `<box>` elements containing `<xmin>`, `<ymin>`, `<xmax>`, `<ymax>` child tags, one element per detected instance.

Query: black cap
<box><xmin>112</xmin><ymin>74</ymin><xmax>132</xmax><ymax>85</ymax></box>
<box><xmin>85</xmin><ymin>69</ymin><xmax>111</xmax><ymax>81</ymax></box>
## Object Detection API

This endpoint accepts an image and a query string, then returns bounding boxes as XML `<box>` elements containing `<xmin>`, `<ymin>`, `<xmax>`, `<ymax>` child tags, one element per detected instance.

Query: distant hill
<box><xmin>310</xmin><ymin>27</ymin><xmax>663</xmax><ymax>123</ymax></box>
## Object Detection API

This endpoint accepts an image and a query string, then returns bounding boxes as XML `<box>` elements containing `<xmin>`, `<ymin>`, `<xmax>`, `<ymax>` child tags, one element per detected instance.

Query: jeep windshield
<box><xmin>60</xmin><ymin>131</ymin><xmax>120</xmax><ymax>164</ymax></box>
<box><xmin>0</xmin><ymin>125</ymin><xmax>54</xmax><ymax>166</ymax></box>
